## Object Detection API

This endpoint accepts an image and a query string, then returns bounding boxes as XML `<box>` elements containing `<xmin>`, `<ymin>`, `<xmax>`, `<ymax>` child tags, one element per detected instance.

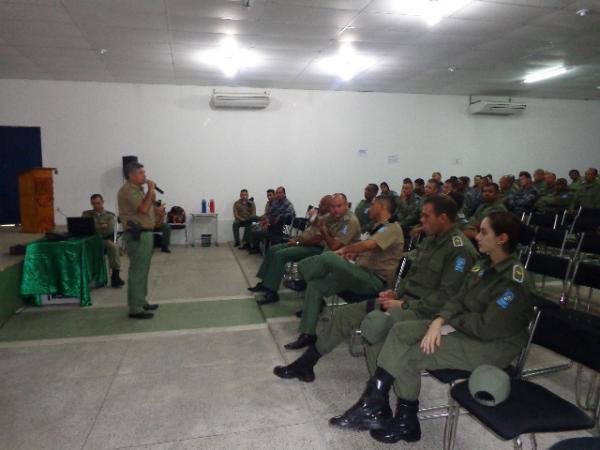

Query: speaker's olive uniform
<box><xmin>315</xmin><ymin>226</ymin><xmax>478</xmax><ymax>377</ymax></box>
<box><xmin>82</xmin><ymin>209</ymin><xmax>120</xmax><ymax>270</ymax></box>
<box><xmin>377</xmin><ymin>255</ymin><xmax>533</xmax><ymax>401</ymax></box>
<box><xmin>573</xmin><ymin>179</ymin><xmax>600</xmax><ymax>209</ymax></box>
<box><xmin>118</xmin><ymin>182</ymin><xmax>155</xmax><ymax>314</ymax></box>
<box><xmin>256</xmin><ymin>211</ymin><xmax>361</xmax><ymax>292</ymax></box>
<box><xmin>297</xmin><ymin>221</ymin><xmax>404</xmax><ymax>336</ymax></box>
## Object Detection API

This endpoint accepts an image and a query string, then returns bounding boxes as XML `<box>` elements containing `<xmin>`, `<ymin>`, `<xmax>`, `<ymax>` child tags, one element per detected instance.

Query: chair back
<box><xmin>529</xmin><ymin>212</ymin><xmax>559</xmax><ymax>229</ymax></box>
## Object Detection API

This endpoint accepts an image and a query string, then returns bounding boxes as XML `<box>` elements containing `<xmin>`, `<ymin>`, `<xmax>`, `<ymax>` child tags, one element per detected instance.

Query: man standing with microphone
<box><xmin>118</xmin><ymin>162</ymin><xmax>160</xmax><ymax>319</ymax></box>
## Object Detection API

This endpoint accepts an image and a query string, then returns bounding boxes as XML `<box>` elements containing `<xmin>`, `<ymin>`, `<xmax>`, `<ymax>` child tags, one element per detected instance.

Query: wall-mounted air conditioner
<box><xmin>468</xmin><ymin>96</ymin><xmax>526</xmax><ymax>116</ymax></box>
<box><xmin>210</xmin><ymin>90</ymin><xmax>270</xmax><ymax>109</ymax></box>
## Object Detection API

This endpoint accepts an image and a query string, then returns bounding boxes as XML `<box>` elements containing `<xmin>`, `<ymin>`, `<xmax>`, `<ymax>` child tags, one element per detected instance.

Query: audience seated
<box><xmin>283</xmin><ymin>196</ymin><xmax>404</xmax><ymax>350</ymax></box>
<box><xmin>354</xmin><ymin>183</ymin><xmax>379</xmax><ymax>233</ymax></box>
<box><xmin>462</xmin><ymin>183</ymin><xmax>507</xmax><ymax>241</ymax></box>
<box><xmin>395</xmin><ymin>179</ymin><xmax>421</xmax><ymax>227</ymax></box>
<box><xmin>82</xmin><ymin>194</ymin><xmax>124</xmax><ymax>288</ymax></box>
<box><xmin>232</xmin><ymin>189</ymin><xmax>259</xmax><ymax>248</ymax></box>
<box><xmin>329</xmin><ymin>212</ymin><xmax>532</xmax><ymax>444</ymax></box>
<box><xmin>274</xmin><ymin>194</ymin><xmax>477</xmax><ymax>382</ymax></box>
<box><xmin>573</xmin><ymin>167</ymin><xmax>600</xmax><ymax>209</ymax></box>
<box><xmin>248</xmin><ymin>186</ymin><xmax>295</xmax><ymax>254</ymax></box>
<box><xmin>506</xmin><ymin>171</ymin><xmax>539</xmax><ymax>215</ymax></box>
<box><xmin>250</xmin><ymin>194</ymin><xmax>361</xmax><ymax>306</ymax></box>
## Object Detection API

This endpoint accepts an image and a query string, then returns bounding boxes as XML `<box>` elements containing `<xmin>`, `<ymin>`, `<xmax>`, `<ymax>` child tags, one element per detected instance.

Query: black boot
<box><xmin>161</xmin><ymin>246</ymin><xmax>171</xmax><ymax>253</ymax></box>
<box><xmin>248</xmin><ymin>282</ymin><xmax>267</xmax><ymax>293</ymax></box>
<box><xmin>370</xmin><ymin>398</ymin><xmax>421</xmax><ymax>443</ymax></box>
<box><xmin>111</xmin><ymin>270</ymin><xmax>125</xmax><ymax>288</ymax></box>
<box><xmin>273</xmin><ymin>345</ymin><xmax>321</xmax><ymax>382</ymax></box>
<box><xmin>256</xmin><ymin>291</ymin><xmax>279</xmax><ymax>305</ymax></box>
<box><xmin>329</xmin><ymin>368</ymin><xmax>394</xmax><ymax>431</ymax></box>
<box><xmin>284</xmin><ymin>333</ymin><xmax>317</xmax><ymax>350</ymax></box>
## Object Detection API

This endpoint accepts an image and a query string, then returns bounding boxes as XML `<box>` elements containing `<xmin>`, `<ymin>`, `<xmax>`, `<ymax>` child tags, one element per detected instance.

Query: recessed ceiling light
<box><xmin>196</xmin><ymin>37</ymin><xmax>260</xmax><ymax>78</ymax></box>
<box><xmin>318</xmin><ymin>45</ymin><xmax>375</xmax><ymax>81</ymax></box>
<box><xmin>523</xmin><ymin>65</ymin><xmax>570</xmax><ymax>84</ymax></box>
<box><xmin>98</xmin><ymin>48</ymin><xmax>108</xmax><ymax>55</ymax></box>
<box><xmin>576</xmin><ymin>9</ymin><xmax>590</xmax><ymax>17</ymax></box>
<box><xmin>447</xmin><ymin>66</ymin><xmax>456</xmax><ymax>72</ymax></box>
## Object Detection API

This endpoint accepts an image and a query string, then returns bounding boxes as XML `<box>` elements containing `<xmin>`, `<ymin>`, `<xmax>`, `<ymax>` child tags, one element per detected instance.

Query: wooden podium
<box><xmin>18</xmin><ymin>167</ymin><xmax>56</xmax><ymax>233</ymax></box>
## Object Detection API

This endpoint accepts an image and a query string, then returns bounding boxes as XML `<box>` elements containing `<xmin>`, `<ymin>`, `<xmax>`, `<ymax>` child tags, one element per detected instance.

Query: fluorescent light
<box><xmin>523</xmin><ymin>65</ymin><xmax>569</xmax><ymax>84</ymax></box>
<box><xmin>318</xmin><ymin>45</ymin><xmax>375</xmax><ymax>81</ymax></box>
<box><xmin>197</xmin><ymin>37</ymin><xmax>259</xmax><ymax>78</ymax></box>
<box><xmin>393</xmin><ymin>0</ymin><xmax>472</xmax><ymax>26</ymax></box>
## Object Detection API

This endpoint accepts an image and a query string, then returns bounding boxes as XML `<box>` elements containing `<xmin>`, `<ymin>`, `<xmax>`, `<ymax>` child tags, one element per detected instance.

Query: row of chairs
<box><xmin>525</xmin><ymin>206</ymin><xmax>600</xmax><ymax>234</ymax></box>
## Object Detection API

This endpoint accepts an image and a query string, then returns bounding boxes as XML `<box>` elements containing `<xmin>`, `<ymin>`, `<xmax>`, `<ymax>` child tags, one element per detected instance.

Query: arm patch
<box><xmin>452</xmin><ymin>236</ymin><xmax>464</xmax><ymax>247</ymax></box>
<box><xmin>512</xmin><ymin>265</ymin><xmax>525</xmax><ymax>283</ymax></box>
<box><xmin>454</xmin><ymin>256</ymin><xmax>466</xmax><ymax>272</ymax></box>
<box><xmin>496</xmin><ymin>290</ymin><xmax>516</xmax><ymax>309</ymax></box>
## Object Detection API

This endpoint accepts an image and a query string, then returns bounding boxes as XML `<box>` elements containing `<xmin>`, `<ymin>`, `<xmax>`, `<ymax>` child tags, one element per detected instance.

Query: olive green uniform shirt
<box><xmin>395</xmin><ymin>226</ymin><xmax>478</xmax><ymax>318</ymax></box>
<box><xmin>355</xmin><ymin>221</ymin><xmax>404</xmax><ymax>286</ymax></box>
<box><xmin>535</xmin><ymin>191</ymin><xmax>573</xmax><ymax>211</ymax></box>
<box><xmin>573</xmin><ymin>180</ymin><xmax>600</xmax><ymax>209</ymax></box>
<box><xmin>81</xmin><ymin>209</ymin><xmax>115</xmax><ymax>239</ymax></box>
<box><xmin>396</xmin><ymin>194</ymin><xmax>422</xmax><ymax>227</ymax></box>
<box><xmin>533</xmin><ymin>180</ymin><xmax>548</xmax><ymax>196</ymax></box>
<box><xmin>354</xmin><ymin>199</ymin><xmax>373</xmax><ymax>233</ymax></box>
<box><xmin>464</xmin><ymin>200</ymin><xmax>507</xmax><ymax>231</ymax></box>
<box><xmin>233</xmin><ymin>199</ymin><xmax>256</xmax><ymax>221</ymax></box>
<box><xmin>438</xmin><ymin>255</ymin><xmax>534</xmax><ymax>354</ymax></box>
<box><xmin>117</xmin><ymin>182</ymin><xmax>155</xmax><ymax>230</ymax></box>
<box><xmin>302</xmin><ymin>211</ymin><xmax>361</xmax><ymax>250</ymax></box>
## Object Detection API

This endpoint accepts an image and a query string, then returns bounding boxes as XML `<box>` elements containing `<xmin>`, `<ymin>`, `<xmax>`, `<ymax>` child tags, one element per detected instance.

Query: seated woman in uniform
<box><xmin>328</xmin><ymin>211</ymin><xmax>534</xmax><ymax>444</ymax></box>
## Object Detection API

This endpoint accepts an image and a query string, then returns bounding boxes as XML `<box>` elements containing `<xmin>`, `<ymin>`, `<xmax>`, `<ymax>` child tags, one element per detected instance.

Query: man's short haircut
<box><xmin>427</xmin><ymin>179</ymin><xmax>441</xmax><ymax>190</ymax></box>
<box><xmin>448</xmin><ymin>192</ymin><xmax>464</xmax><ymax>210</ymax></box>
<box><xmin>414</xmin><ymin>178</ymin><xmax>425</xmax><ymax>186</ymax></box>
<box><xmin>332</xmin><ymin>192</ymin><xmax>348</xmax><ymax>202</ymax></box>
<box><xmin>277</xmin><ymin>186</ymin><xmax>286</xmax><ymax>194</ymax></box>
<box><xmin>403</xmin><ymin>178</ymin><xmax>412</xmax><ymax>184</ymax></box>
<box><xmin>534</xmin><ymin>168</ymin><xmax>545</xmax><ymax>174</ymax></box>
<box><xmin>569</xmin><ymin>169</ymin><xmax>580</xmax><ymax>176</ymax></box>
<box><xmin>240</xmin><ymin>189</ymin><xmax>248</xmax><ymax>193</ymax></box>
<box><xmin>460</xmin><ymin>176</ymin><xmax>470</xmax><ymax>184</ymax></box>
<box><xmin>374</xmin><ymin>195</ymin><xmax>395</xmax><ymax>213</ymax></box>
<box><xmin>423</xmin><ymin>194</ymin><xmax>458</xmax><ymax>223</ymax></box>
<box><xmin>519</xmin><ymin>171</ymin><xmax>531</xmax><ymax>179</ymax></box>
<box><xmin>367</xmin><ymin>183</ymin><xmax>379</xmax><ymax>194</ymax></box>
<box><xmin>124</xmin><ymin>162</ymin><xmax>144</xmax><ymax>178</ymax></box>
<box><xmin>484</xmin><ymin>183</ymin><xmax>500</xmax><ymax>192</ymax></box>
<box><xmin>380</xmin><ymin>181</ymin><xmax>390</xmax><ymax>189</ymax></box>
<box><xmin>90</xmin><ymin>193</ymin><xmax>103</xmax><ymax>201</ymax></box>
<box><xmin>590</xmin><ymin>168</ymin><xmax>599</xmax><ymax>176</ymax></box>
<box><xmin>485</xmin><ymin>174</ymin><xmax>493</xmax><ymax>180</ymax></box>
<box><xmin>267</xmin><ymin>189</ymin><xmax>275</xmax><ymax>194</ymax></box>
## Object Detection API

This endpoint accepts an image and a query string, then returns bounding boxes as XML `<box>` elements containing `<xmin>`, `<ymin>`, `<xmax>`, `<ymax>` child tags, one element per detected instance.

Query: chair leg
<box><xmin>513</xmin><ymin>436</ymin><xmax>523</xmax><ymax>450</ymax></box>
<box><xmin>530</xmin><ymin>434</ymin><xmax>538</xmax><ymax>450</ymax></box>
<box><xmin>444</xmin><ymin>398</ymin><xmax>460</xmax><ymax>450</ymax></box>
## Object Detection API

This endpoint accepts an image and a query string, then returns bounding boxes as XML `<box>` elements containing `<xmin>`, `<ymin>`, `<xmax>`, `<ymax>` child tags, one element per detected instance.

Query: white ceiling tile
<box><xmin>531</xmin><ymin>9</ymin><xmax>600</xmax><ymax>30</ymax></box>
<box><xmin>167</xmin><ymin>0</ymin><xmax>266</xmax><ymax>20</ymax></box>
<box><xmin>261</xmin><ymin>3</ymin><xmax>357</xmax><ymax>27</ymax></box>
<box><xmin>480</xmin><ymin>0</ymin><xmax>571</xmax><ymax>8</ymax></box>
<box><xmin>0</xmin><ymin>20</ymin><xmax>83</xmax><ymax>37</ymax></box>
<box><xmin>269</xmin><ymin>0</ymin><xmax>371</xmax><ymax>10</ymax></box>
<box><xmin>1</xmin><ymin>34</ymin><xmax>91</xmax><ymax>48</ymax></box>
<box><xmin>350</xmin><ymin>11</ymin><xmax>428</xmax><ymax>31</ymax></box>
<box><xmin>62</xmin><ymin>0</ymin><xmax>167</xmax><ymax>15</ymax></box>
<box><xmin>83</xmin><ymin>27</ymin><xmax>171</xmax><ymax>45</ymax></box>
<box><xmin>452</xmin><ymin>1</ymin><xmax>552</xmax><ymax>23</ymax></box>
<box><xmin>0</xmin><ymin>2</ymin><xmax>71</xmax><ymax>21</ymax></box>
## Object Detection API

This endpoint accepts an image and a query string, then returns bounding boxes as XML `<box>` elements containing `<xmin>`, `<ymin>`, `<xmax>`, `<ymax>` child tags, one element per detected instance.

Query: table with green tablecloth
<box><xmin>20</xmin><ymin>234</ymin><xmax>108</xmax><ymax>306</ymax></box>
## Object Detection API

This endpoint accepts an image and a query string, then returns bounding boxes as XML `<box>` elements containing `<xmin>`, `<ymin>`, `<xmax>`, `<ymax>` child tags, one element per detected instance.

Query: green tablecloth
<box><xmin>20</xmin><ymin>235</ymin><xmax>108</xmax><ymax>306</ymax></box>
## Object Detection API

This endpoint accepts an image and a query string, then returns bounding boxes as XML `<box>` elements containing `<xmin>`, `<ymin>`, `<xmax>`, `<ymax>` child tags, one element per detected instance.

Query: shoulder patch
<box><xmin>454</xmin><ymin>256</ymin><xmax>466</xmax><ymax>273</ymax></box>
<box><xmin>452</xmin><ymin>236</ymin><xmax>464</xmax><ymax>247</ymax></box>
<box><xmin>471</xmin><ymin>264</ymin><xmax>481</xmax><ymax>273</ymax></box>
<box><xmin>512</xmin><ymin>265</ymin><xmax>525</xmax><ymax>283</ymax></box>
<box><xmin>377</xmin><ymin>226</ymin><xmax>386</xmax><ymax>233</ymax></box>
<box><xmin>496</xmin><ymin>290</ymin><xmax>516</xmax><ymax>309</ymax></box>
<box><xmin>340</xmin><ymin>224</ymin><xmax>348</xmax><ymax>235</ymax></box>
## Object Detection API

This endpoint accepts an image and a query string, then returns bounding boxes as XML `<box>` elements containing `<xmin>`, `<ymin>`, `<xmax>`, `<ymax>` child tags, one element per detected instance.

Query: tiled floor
<box><xmin>0</xmin><ymin>244</ymin><xmax>596</xmax><ymax>450</ymax></box>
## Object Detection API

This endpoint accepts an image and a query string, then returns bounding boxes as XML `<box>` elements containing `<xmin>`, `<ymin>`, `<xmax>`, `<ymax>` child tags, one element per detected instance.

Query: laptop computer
<box><xmin>67</xmin><ymin>217</ymin><xmax>96</xmax><ymax>237</ymax></box>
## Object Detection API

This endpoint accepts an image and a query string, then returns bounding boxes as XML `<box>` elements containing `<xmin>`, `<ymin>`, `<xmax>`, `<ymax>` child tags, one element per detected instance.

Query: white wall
<box><xmin>1</xmin><ymin>79</ymin><xmax>599</xmax><ymax>242</ymax></box>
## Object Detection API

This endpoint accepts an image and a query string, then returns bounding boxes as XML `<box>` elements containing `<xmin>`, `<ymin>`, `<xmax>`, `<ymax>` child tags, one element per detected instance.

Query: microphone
<box><xmin>56</xmin><ymin>207</ymin><xmax>68</xmax><ymax>218</ymax></box>
<box><xmin>155</xmin><ymin>186</ymin><xmax>164</xmax><ymax>194</ymax></box>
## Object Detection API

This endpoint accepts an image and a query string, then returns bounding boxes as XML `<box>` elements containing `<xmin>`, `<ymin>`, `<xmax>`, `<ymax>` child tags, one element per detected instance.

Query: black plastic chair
<box><xmin>572</xmin><ymin>217</ymin><xmax>600</xmax><ymax>234</ymax></box>
<box><xmin>577</xmin><ymin>232</ymin><xmax>600</xmax><ymax>257</ymax></box>
<box><xmin>528</xmin><ymin>212</ymin><xmax>559</xmax><ymax>229</ymax></box>
<box><xmin>570</xmin><ymin>261</ymin><xmax>600</xmax><ymax>312</ymax></box>
<box><xmin>445</xmin><ymin>307</ymin><xmax>599</xmax><ymax>450</ymax></box>
<box><xmin>524</xmin><ymin>252</ymin><xmax>574</xmax><ymax>308</ymax></box>
<box><xmin>548</xmin><ymin>437</ymin><xmax>600</xmax><ymax>450</ymax></box>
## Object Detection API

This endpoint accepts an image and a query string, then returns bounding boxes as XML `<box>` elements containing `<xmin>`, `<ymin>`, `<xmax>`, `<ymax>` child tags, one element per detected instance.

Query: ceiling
<box><xmin>1</xmin><ymin>0</ymin><xmax>599</xmax><ymax>99</ymax></box>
